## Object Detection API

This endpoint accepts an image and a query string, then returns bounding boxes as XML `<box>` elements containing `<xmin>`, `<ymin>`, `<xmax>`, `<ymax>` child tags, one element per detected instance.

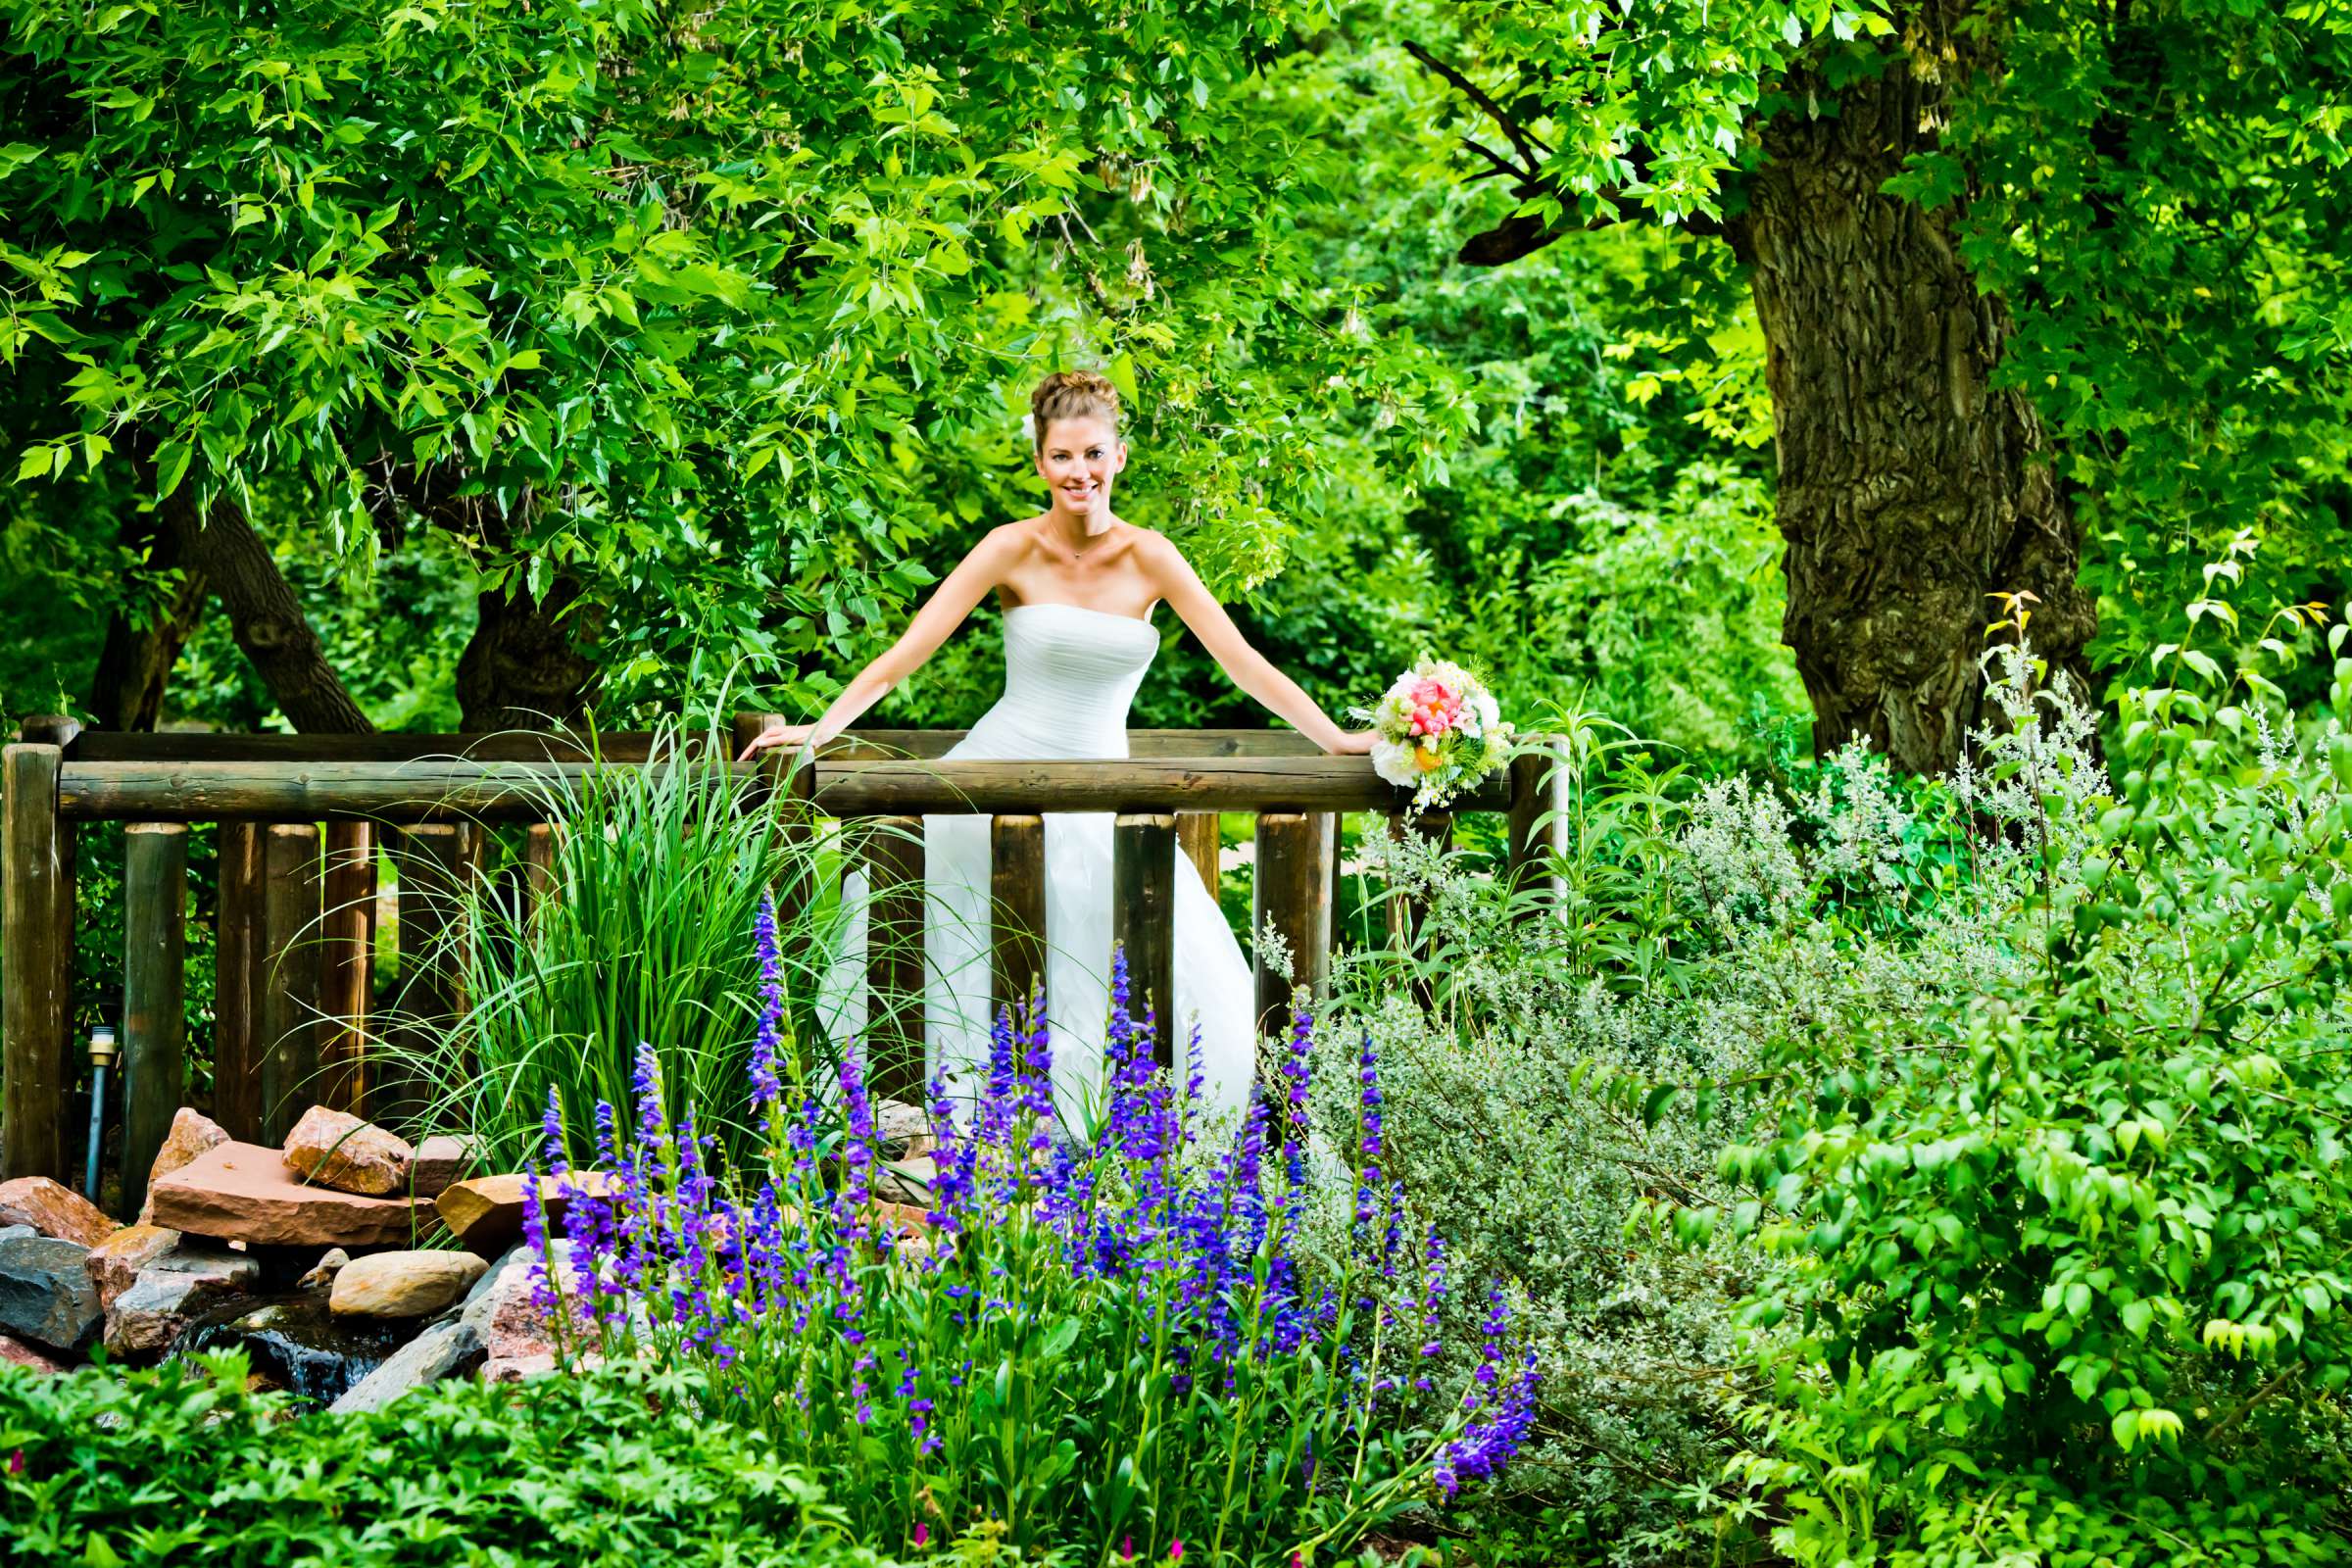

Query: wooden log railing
<box><xmin>1</xmin><ymin>721</ymin><xmax>1569</xmax><ymax>1188</ymax></box>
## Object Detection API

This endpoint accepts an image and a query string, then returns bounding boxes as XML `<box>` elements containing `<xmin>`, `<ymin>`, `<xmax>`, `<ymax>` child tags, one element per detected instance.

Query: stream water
<box><xmin>171</xmin><ymin>1289</ymin><xmax>413</xmax><ymax>1408</ymax></box>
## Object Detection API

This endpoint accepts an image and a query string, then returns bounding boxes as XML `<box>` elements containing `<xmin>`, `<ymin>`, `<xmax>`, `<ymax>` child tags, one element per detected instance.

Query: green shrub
<box><xmin>0</xmin><ymin>1353</ymin><xmax>889</xmax><ymax>1567</ymax></box>
<box><xmin>1324</xmin><ymin>581</ymin><xmax>2352</xmax><ymax>1565</ymax></box>
<box><xmin>1712</xmin><ymin>609</ymin><xmax>2352</xmax><ymax>1565</ymax></box>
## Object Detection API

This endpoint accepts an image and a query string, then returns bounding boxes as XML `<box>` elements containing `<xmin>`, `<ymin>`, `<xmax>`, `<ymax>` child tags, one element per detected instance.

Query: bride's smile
<box><xmin>1036</xmin><ymin>412</ymin><xmax>1125</xmax><ymax>537</ymax></box>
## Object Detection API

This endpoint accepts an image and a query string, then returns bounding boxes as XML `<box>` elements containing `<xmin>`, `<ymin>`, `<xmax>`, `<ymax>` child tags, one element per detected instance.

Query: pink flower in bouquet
<box><xmin>1359</xmin><ymin>658</ymin><xmax>1513</xmax><ymax>808</ymax></box>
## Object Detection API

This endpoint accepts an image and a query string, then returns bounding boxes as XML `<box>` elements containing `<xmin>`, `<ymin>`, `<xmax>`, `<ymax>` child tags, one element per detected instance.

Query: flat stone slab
<box><xmin>150</xmin><ymin>1142</ymin><xmax>439</xmax><ymax>1249</ymax></box>
<box><xmin>410</xmin><ymin>1135</ymin><xmax>480</xmax><ymax>1200</ymax></box>
<box><xmin>433</xmin><ymin>1172</ymin><xmax>612</xmax><ymax>1252</ymax></box>
<box><xmin>0</xmin><ymin>1176</ymin><xmax>117</xmax><ymax>1248</ymax></box>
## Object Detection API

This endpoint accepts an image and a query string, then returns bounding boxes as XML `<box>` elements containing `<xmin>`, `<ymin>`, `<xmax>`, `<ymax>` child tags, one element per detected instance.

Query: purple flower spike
<box><xmin>542</xmin><ymin>1086</ymin><xmax>568</xmax><ymax>1177</ymax></box>
<box><xmin>751</xmin><ymin>892</ymin><xmax>786</xmax><ymax>1112</ymax></box>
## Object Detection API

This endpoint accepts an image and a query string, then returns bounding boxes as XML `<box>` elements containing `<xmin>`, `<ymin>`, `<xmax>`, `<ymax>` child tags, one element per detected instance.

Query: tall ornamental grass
<box><xmin>522</xmin><ymin>940</ymin><xmax>1538</xmax><ymax>1564</ymax></box>
<box><xmin>375</xmin><ymin>714</ymin><xmax>854</xmax><ymax>1170</ymax></box>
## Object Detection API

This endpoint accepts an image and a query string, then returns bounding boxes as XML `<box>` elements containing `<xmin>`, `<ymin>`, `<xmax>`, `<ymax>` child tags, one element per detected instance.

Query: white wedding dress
<box><xmin>818</xmin><ymin>601</ymin><xmax>1258</xmax><ymax>1128</ymax></box>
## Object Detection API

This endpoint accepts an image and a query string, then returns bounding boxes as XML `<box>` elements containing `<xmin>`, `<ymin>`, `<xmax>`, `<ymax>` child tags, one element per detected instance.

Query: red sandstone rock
<box><xmin>138</xmin><ymin>1108</ymin><xmax>231</xmax><ymax>1223</ymax></box>
<box><xmin>282</xmin><ymin>1105</ymin><xmax>414</xmax><ymax>1198</ymax></box>
<box><xmin>83</xmin><ymin>1224</ymin><xmax>181</xmax><ymax>1310</ymax></box>
<box><xmin>410</xmin><ymin>1135</ymin><xmax>479</xmax><ymax>1200</ymax></box>
<box><xmin>0</xmin><ymin>1177</ymin><xmax>116</xmax><ymax>1248</ymax></box>
<box><xmin>149</xmin><ymin>1142</ymin><xmax>439</xmax><ymax>1249</ymax></box>
<box><xmin>433</xmin><ymin>1171</ymin><xmax>612</xmax><ymax>1252</ymax></box>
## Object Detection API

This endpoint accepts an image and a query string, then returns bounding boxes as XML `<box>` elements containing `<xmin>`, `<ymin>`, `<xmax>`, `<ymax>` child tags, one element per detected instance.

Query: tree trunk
<box><xmin>165</xmin><ymin>492</ymin><xmax>375</xmax><ymax>734</ymax></box>
<box><xmin>1725</xmin><ymin>50</ymin><xmax>2096</xmax><ymax>773</ymax></box>
<box><xmin>456</xmin><ymin>574</ymin><xmax>602</xmax><ymax>733</ymax></box>
<box><xmin>88</xmin><ymin>509</ymin><xmax>208</xmax><ymax>731</ymax></box>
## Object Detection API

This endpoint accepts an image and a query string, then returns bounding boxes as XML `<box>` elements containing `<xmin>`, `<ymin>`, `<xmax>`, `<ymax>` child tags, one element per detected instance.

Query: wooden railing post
<box><xmin>1112</xmin><ymin>813</ymin><xmax>1178</xmax><ymax>1067</ymax></box>
<box><xmin>259</xmin><ymin>823</ymin><xmax>324</xmax><ymax>1144</ymax></box>
<box><xmin>2</xmin><ymin>740</ymin><xmax>70</xmax><ymax>1181</ymax></box>
<box><xmin>862</xmin><ymin>816</ymin><xmax>926</xmax><ymax>1103</ymax></box>
<box><xmin>121</xmin><ymin>823</ymin><xmax>187</xmax><ymax>1216</ymax></box>
<box><xmin>520</xmin><ymin>822</ymin><xmax>559</xmax><ymax>914</ymax></box>
<box><xmin>212</xmin><ymin>821</ymin><xmax>265</xmax><ymax>1141</ymax></box>
<box><xmin>989</xmin><ymin>815</ymin><xmax>1047</xmax><ymax>1022</ymax></box>
<box><xmin>20</xmin><ymin>717</ymin><xmax>80</xmax><ymax>1176</ymax></box>
<box><xmin>381</xmin><ymin>823</ymin><xmax>468</xmax><ymax>1136</ymax></box>
<box><xmin>319</xmin><ymin>822</ymin><xmax>376</xmax><ymax>1115</ymax></box>
<box><xmin>1176</xmin><ymin>811</ymin><xmax>1220</xmax><ymax>896</ymax></box>
<box><xmin>1504</xmin><ymin>736</ymin><xmax>1569</xmax><ymax>921</ymax></box>
<box><xmin>1252</xmin><ymin>811</ymin><xmax>1335</xmax><ymax>1035</ymax></box>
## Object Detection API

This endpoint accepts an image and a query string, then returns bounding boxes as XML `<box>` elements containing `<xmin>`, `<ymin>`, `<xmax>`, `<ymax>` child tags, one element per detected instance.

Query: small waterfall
<box><xmin>172</xmin><ymin>1289</ymin><xmax>414</xmax><ymax>1408</ymax></box>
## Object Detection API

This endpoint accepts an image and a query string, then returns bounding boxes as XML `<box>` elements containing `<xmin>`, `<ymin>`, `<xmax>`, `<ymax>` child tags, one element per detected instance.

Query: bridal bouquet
<box><xmin>1359</xmin><ymin>657</ymin><xmax>1514</xmax><ymax>808</ymax></box>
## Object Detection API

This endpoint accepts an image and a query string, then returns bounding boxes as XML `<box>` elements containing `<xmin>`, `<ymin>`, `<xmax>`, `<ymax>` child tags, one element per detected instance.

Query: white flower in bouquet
<box><xmin>1353</xmin><ymin>658</ymin><xmax>1515</xmax><ymax>808</ymax></box>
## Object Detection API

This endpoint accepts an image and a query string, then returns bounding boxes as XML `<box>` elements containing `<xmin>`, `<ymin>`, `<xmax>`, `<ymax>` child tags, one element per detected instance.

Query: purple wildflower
<box><xmin>751</xmin><ymin>892</ymin><xmax>786</xmax><ymax>1113</ymax></box>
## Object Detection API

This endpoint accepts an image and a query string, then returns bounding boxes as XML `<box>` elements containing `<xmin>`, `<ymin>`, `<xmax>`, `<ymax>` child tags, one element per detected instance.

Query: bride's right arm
<box><xmin>737</xmin><ymin>530</ymin><xmax>1014</xmax><ymax>761</ymax></box>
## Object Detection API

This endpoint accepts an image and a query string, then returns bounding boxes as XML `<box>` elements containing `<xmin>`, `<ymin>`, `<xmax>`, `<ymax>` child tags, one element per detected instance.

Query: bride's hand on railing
<box><xmin>1326</xmin><ymin>727</ymin><xmax>1379</xmax><ymax>756</ymax></box>
<box><xmin>736</xmin><ymin>721</ymin><xmax>817</xmax><ymax>762</ymax></box>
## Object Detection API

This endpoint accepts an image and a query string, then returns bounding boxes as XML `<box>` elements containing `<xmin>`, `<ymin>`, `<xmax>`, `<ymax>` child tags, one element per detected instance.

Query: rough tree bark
<box><xmin>1419</xmin><ymin>20</ymin><xmax>2097</xmax><ymax>774</ymax></box>
<box><xmin>1723</xmin><ymin>57</ymin><xmax>2096</xmax><ymax>769</ymax></box>
<box><xmin>88</xmin><ymin>508</ymin><xmax>209</xmax><ymax>731</ymax></box>
<box><xmin>163</xmin><ymin>491</ymin><xmax>375</xmax><ymax>734</ymax></box>
<box><xmin>455</xmin><ymin>573</ymin><xmax>602</xmax><ymax>733</ymax></box>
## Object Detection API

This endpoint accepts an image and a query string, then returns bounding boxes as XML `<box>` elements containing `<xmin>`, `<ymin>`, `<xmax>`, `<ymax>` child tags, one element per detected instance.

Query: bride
<box><xmin>739</xmin><ymin>369</ymin><xmax>1373</xmax><ymax>1127</ymax></box>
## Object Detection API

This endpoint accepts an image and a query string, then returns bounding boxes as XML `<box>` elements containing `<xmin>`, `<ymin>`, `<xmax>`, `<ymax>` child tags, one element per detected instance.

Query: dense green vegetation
<box><xmin>7</xmin><ymin>0</ymin><xmax>2352</xmax><ymax>1562</ymax></box>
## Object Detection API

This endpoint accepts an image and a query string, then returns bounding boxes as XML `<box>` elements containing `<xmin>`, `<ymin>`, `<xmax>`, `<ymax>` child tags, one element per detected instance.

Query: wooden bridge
<box><xmin>1</xmin><ymin>716</ymin><xmax>1566</xmax><ymax>1202</ymax></box>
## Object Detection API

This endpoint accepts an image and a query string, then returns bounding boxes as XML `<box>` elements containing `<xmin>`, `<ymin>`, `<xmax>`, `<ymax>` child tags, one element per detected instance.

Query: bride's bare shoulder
<box><xmin>972</xmin><ymin>519</ymin><xmax>1044</xmax><ymax>559</ymax></box>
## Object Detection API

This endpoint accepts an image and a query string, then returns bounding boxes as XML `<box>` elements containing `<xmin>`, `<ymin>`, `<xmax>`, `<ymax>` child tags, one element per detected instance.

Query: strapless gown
<box><xmin>818</xmin><ymin>602</ymin><xmax>1258</xmax><ymax>1127</ymax></box>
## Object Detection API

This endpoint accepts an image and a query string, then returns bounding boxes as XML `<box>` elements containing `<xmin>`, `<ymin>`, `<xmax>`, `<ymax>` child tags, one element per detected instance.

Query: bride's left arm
<box><xmin>1143</xmin><ymin>534</ymin><xmax>1374</xmax><ymax>755</ymax></box>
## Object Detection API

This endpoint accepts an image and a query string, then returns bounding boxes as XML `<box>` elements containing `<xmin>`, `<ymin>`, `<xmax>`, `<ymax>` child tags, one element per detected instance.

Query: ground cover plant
<box><xmin>0</xmin><ymin>1349</ymin><xmax>887</xmax><ymax>1567</ymax></box>
<box><xmin>518</xmin><ymin>942</ymin><xmax>1538</xmax><ymax>1564</ymax></box>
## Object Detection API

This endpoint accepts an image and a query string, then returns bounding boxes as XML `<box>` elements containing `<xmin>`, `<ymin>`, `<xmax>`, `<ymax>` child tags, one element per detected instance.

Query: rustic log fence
<box><xmin>1</xmin><ymin>719</ymin><xmax>1568</xmax><ymax>1191</ymax></box>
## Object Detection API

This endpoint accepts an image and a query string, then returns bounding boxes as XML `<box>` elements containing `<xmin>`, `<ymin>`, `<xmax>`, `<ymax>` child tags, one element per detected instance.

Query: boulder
<box><xmin>0</xmin><ymin>1329</ymin><xmax>72</xmax><ymax>1373</ymax></box>
<box><xmin>872</xmin><ymin>1097</ymin><xmax>937</xmax><ymax>1159</ymax></box>
<box><xmin>329</xmin><ymin>1250</ymin><xmax>488</xmax><ymax>1319</ymax></box>
<box><xmin>874</xmin><ymin>1155</ymin><xmax>936</xmax><ymax>1206</ymax></box>
<box><xmin>102</xmin><ymin>1241</ymin><xmax>263</xmax><ymax>1357</ymax></box>
<box><xmin>0</xmin><ymin>1176</ymin><xmax>116</xmax><ymax>1248</ymax></box>
<box><xmin>329</xmin><ymin>1319</ymin><xmax>483</xmax><ymax>1411</ymax></box>
<box><xmin>149</xmin><ymin>1142</ymin><xmax>438</xmax><ymax>1249</ymax></box>
<box><xmin>410</xmin><ymin>1135</ymin><xmax>480</xmax><ymax>1200</ymax></box>
<box><xmin>282</xmin><ymin>1106</ymin><xmax>415</xmax><ymax>1198</ymax></box>
<box><xmin>0</xmin><ymin>1234</ymin><xmax>100</xmax><ymax>1352</ymax></box>
<box><xmin>433</xmin><ymin>1171</ymin><xmax>612</xmax><ymax>1252</ymax></box>
<box><xmin>83</xmin><ymin>1224</ymin><xmax>182</xmax><ymax>1310</ymax></box>
<box><xmin>136</xmin><ymin>1108</ymin><xmax>231</xmax><ymax>1224</ymax></box>
<box><xmin>461</xmin><ymin>1241</ymin><xmax>566</xmax><ymax>1366</ymax></box>
<box><xmin>296</xmin><ymin>1249</ymin><xmax>351</xmax><ymax>1291</ymax></box>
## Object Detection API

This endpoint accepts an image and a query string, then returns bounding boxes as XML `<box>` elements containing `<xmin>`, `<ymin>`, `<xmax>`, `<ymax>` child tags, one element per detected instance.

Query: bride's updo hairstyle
<box><xmin>1029</xmin><ymin>368</ymin><xmax>1121</xmax><ymax>451</ymax></box>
